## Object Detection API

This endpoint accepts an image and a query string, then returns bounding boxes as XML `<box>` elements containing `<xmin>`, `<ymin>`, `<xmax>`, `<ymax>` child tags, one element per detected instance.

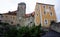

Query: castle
<box><xmin>0</xmin><ymin>2</ymin><xmax>57</xmax><ymax>28</ymax></box>
<box><xmin>0</xmin><ymin>2</ymin><xmax>34</xmax><ymax>27</ymax></box>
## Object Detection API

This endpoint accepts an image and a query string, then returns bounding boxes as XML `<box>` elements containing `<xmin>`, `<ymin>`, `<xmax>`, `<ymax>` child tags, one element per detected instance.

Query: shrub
<box><xmin>2</xmin><ymin>24</ymin><xmax>42</xmax><ymax>37</ymax></box>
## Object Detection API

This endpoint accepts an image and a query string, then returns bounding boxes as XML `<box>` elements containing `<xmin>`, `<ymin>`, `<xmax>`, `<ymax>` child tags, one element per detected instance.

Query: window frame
<box><xmin>44</xmin><ymin>19</ymin><xmax>48</xmax><ymax>25</ymax></box>
<box><xmin>42</xmin><ymin>5</ymin><xmax>46</xmax><ymax>15</ymax></box>
<box><xmin>48</xmin><ymin>6</ymin><xmax>51</xmax><ymax>10</ymax></box>
<box><xmin>50</xmin><ymin>12</ymin><xmax>53</xmax><ymax>16</ymax></box>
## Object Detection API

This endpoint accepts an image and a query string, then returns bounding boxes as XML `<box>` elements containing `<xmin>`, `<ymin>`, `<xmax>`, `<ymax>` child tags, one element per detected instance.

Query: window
<box><xmin>43</xmin><ymin>5</ymin><xmax>46</xmax><ymax>15</ymax></box>
<box><xmin>50</xmin><ymin>12</ymin><xmax>53</xmax><ymax>16</ymax></box>
<box><xmin>6</xmin><ymin>16</ymin><xmax>7</xmax><ymax>18</ymax></box>
<box><xmin>43</xmin><ymin>5</ymin><xmax>45</xmax><ymax>8</ymax></box>
<box><xmin>17</xmin><ymin>24</ymin><xmax>20</xmax><ymax>26</ymax></box>
<box><xmin>37</xmin><ymin>5</ymin><xmax>39</xmax><ymax>10</ymax></box>
<box><xmin>11</xmin><ymin>22</ymin><xmax>13</xmax><ymax>24</ymax></box>
<box><xmin>1</xmin><ymin>15</ymin><xmax>3</xmax><ymax>18</ymax></box>
<box><xmin>6</xmin><ymin>16</ymin><xmax>7</xmax><ymax>17</ymax></box>
<box><xmin>44</xmin><ymin>19</ymin><xmax>48</xmax><ymax>24</ymax></box>
<box><xmin>30</xmin><ymin>22</ymin><xmax>32</xmax><ymax>23</ymax></box>
<box><xmin>0</xmin><ymin>20</ymin><xmax>1</xmax><ymax>22</ymax></box>
<box><xmin>37</xmin><ymin>14</ymin><xmax>38</xmax><ymax>16</ymax></box>
<box><xmin>43</xmin><ymin>5</ymin><xmax>46</xmax><ymax>9</ymax></box>
<box><xmin>13</xmin><ymin>16</ymin><xmax>15</xmax><ymax>19</ymax></box>
<box><xmin>44</xmin><ymin>11</ymin><xmax>46</xmax><ymax>14</ymax></box>
<box><xmin>49</xmin><ymin>6</ymin><xmax>51</xmax><ymax>10</ymax></box>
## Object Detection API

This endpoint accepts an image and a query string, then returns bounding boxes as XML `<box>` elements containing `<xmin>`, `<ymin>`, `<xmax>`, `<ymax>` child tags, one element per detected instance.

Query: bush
<box><xmin>0</xmin><ymin>22</ymin><xmax>9</xmax><ymax>26</ymax></box>
<box><xmin>2</xmin><ymin>24</ymin><xmax>42</xmax><ymax>37</ymax></box>
<box><xmin>0</xmin><ymin>22</ymin><xmax>47</xmax><ymax>37</ymax></box>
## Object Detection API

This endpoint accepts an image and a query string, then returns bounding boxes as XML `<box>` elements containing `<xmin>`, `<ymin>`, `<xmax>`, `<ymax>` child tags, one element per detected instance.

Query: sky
<box><xmin>0</xmin><ymin>0</ymin><xmax>60</xmax><ymax>22</ymax></box>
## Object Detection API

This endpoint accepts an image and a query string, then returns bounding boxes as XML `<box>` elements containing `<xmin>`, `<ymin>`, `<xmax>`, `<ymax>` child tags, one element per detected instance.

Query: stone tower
<box><xmin>17</xmin><ymin>2</ymin><xmax>26</xmax><ymax>26</ymax></box>
<box><xmin>17</xmin><ymin>2</ymin><xmax>26</xmax><ymax>17</ymax></box>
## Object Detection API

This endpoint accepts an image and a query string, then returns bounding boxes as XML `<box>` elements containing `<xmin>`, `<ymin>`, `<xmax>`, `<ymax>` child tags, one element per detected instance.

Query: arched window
<box><xmin>44</xmin><ymin>19</ymin><xmax>48</xmax><ymax>25</ymax></box>
<box><xmin>50</xmin><ymin>12</ymin><xmax>53</xmax><ymax>16</ymax></box>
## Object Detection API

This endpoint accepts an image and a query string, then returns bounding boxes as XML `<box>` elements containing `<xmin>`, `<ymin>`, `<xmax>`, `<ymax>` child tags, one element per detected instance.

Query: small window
<box><xmin>13</xmin><ymin>17</ymin><xmax>15</xmax><ymax>19</ymax></box>
<box><xmin>30</xmin><ymin>22</ymin><xmax>32</xmax><ymax>23</ymax></box>
<box><xmin>6</xmin><ymin>16</ymin><xmax>7</xmax><ymax>18</ymax></box>
<box><xmin>43</xmin><ymin>5</ymin><xmax>45</xmax><ymax>8</ymax></box>
<box><xmin>43</xmin><ymin>5</ymin><xmax>46</xmax><ymax>15</ymax></box>
<box><xmin>17</xmin><ymin>24</ymin><xmax>20</xmax><ymax>26</ymax></box>
<box><xmin>44</xmin><ymin>19</ymin><xmax>48</xmax><ymax>24</ymax></box>
<box><xmin>11</xmin><ymin>22</ymin><xmax>13</xmax><ymax>24</ymax></box>
<box><xmin>37</xmin><ymin>14</ymin><xmax>38</xmax><ymax>16</ymax></box>
<box><xmin>1</xmin><ymin>15</ymin><xmax>3</xmax><ymax>18</ymax></box>
<box><xmin>50</xmin><ymin>12</ymin><xmax>53</xmax><ymax>16</ymax></box>
<box><xmin>44</xmin><ymin>11</ymin><xmax>46</xmax><ymax>14</ymax></box>
<box><xmin>37</xmin><ymin>5</ymin><xmax>39</xmax><ymax>10</ymax></box>
<box><xmin>43</xmin><ymin>5</ymin><xmax>46</xmax><ymax>9</ymax></box>
<box><xmin>49</xmin><ymin>6</ymin><xmax>51</xmax><ymax>10</ymax></box>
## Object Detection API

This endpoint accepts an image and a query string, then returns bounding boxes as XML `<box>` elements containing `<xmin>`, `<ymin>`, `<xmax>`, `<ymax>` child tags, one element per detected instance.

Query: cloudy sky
<box><xmin>0</xmin><ymin>0</ymin><xmax>60</xmax><ymax>22</ymax></box>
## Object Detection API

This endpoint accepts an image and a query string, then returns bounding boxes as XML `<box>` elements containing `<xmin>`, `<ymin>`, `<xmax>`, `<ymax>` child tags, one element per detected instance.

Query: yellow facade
<box><xmin>35</xmin><ymin>3</ymin><xmax>57</xmax><ymax>28</ymax></box>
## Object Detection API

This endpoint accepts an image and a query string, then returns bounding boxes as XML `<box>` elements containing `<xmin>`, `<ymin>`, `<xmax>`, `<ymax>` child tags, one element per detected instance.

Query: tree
<box><xmin>2</xmin><ymin>23</ymin><xmax>43</xmax><ymax>37</ymax></box>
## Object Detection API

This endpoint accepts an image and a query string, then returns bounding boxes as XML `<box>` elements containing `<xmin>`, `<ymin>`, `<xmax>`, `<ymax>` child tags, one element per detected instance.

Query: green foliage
<box><xmin>17</xmin><ymin>24</ymin><xmax>42</xmax><ymax>37</ymax></box>
<box><xmin>0</xmin><ymin>22</ymin><xmax>9</xmax><ymax>26</ymax></box>
<box><xmin>0</xmin><ymin>23</ymin><xmax>42</xmax><ymax>37</ymax></box>
<box><xmin>6</xmin><ymin>27</ymin><xmax>17</xmax><ymax>37</ymax></box>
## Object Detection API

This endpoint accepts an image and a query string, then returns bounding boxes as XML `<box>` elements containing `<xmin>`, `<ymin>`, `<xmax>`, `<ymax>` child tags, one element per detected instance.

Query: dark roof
<box><xmin>36</xmin><ymin>3</ymin><xmax>54</xmax><ymax>6</ymax></box>
<box><xmin>18</xmin><ymin>2</ymin><xmax>26</xmax><ymax>5</ymax></box>
<box><xmin>3</xmin><ymin>11</ymin><xmax>17</xmax><ymax>15</ymax></box>
<box><xmin>3</xmin><ymin>11</ymin><xmax>35</xmax><ymax>18</ymax></box>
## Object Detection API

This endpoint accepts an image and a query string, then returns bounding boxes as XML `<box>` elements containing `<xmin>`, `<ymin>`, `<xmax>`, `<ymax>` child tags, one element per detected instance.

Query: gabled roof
<box><xmin>36</xmin><ymin>2</ymin><xmax>54</xmax><ymax>6</ymax></box>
